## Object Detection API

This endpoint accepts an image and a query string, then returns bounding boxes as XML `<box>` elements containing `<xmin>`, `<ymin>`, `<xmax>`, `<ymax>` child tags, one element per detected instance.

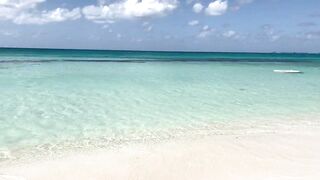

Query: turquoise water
<box><xmin>1</xmin><ymin>48</ymin><xmax>320</xmax><ymax>159</ymax></box>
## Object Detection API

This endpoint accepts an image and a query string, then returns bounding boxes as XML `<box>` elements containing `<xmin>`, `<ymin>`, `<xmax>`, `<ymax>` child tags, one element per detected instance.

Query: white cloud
<box><xmin>197</xmin><ymin>31</ymin><xmax>211</xmax><ymax>38</ymax></box>
<box><xmin>0</xmin><ymin>0</ymin><xmax>81</xmax><ymax>24</ymax></box>
<box><xmin>14</xmin><ymin>8</ymin><xmax>81</xmax><ymax>25</ymax></box>
<box><xmin>223</xmin><ymin>30</ymin><xmax>236</xmax><ymax>38</ymax></box>
<box><xmin>261</xmin><ymin>24</ymin><xmax>281</xmax><ymax>42</ymax></box>
<box><xmin>197</xmin><ymin>25</ymin><xmax>215</xmax><ymax>38</ymax></box>
<box><xmin>102</xmin><ymin>24</ymin><xmax>113</xmax><ymax>33</ymax></box>
<box><xmin>205</xmin><ymin>0</ymin><xmax>228</xmax><ymax>16</ymax></box>
<box><xmin>131</xmin><ymin>37</ymin><xmax>143</xmax><ymax>43</ymax></box>
<box><xmin>202</xmin><ymin>25</ymin><xmax>209</xmax><ymax>31</ymax></box>
<box><xmin>145</xmin><ymin>25</ymin><xmax>153</xmax><ymax>32</ymax></box>
<box><xmin>102</xmin><ymin>24</ymin><xmax>109</xmax><ymax>29</ymax></box>
<box><xmin>222</xmin><ymin>30</ymin><xmax>244</xmax><ymax>39</ymax></box>
<box><xmin>304</xmin><ymin>31</ymin><xmax>320</xmax><ymax>40</ymax></box>
<box><xmin>0</xmin><ymin>0</ymin><xmax>42</xmax><ymax>20</ymax></box>
<box><xmin>142</xmin><ymin>22</ymin><xmax>150</xmax><ymax>26</ymax></box>
<box><xmin>270</xmin><ymin>35</ymin><xmax>280</xmax><ymax>41</ymax></box>
<box><xmin>82</xmin><ymin>0</ymin><xmax>178</xmax><ymax>23</ymax></box>
<box><xmin>192</xmin><ymin>3</ymin><xmax>203</xmax><ymax>13</ymax></box>
<box><xmin>188</xmin><ymin>20</ymin><xmax>199</xmax><ymax>26</ymax></box>
<box><xmin>142</xmin><ymin>22</ymin><xmax>153</xmax><ymax>32</ymax></box>
<box><xmin>0</xmin><ymin>30</ymin><xmax>19</xmax><ymax>37</ymax></box>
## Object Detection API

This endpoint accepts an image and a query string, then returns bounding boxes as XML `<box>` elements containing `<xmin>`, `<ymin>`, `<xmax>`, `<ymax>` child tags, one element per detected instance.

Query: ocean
<box><xmin>0</xmin><ymin>48</ymin><xmax>320</xmax><ymax>161</ymax></box>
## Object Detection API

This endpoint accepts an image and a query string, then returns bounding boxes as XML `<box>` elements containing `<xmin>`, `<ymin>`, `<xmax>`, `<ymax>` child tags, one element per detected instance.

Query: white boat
<box><xmin>273</xmin><ymin>70</ymin><xmax>303</xmax><ymax>73</ymax></box>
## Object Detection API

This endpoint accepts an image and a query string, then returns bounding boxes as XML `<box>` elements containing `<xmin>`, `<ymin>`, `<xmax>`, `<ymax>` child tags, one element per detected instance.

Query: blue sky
<box><xmin>0</xmin><ymin>0</ymin><xmax>320</xmax><ymax>52</ymax></box>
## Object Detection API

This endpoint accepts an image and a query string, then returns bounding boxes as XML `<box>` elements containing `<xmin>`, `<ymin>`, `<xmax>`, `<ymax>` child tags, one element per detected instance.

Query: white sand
<box><xmin>1</xmin><ymin>127</ymin><xmax>320</xmax><ymax>180</ymax></box>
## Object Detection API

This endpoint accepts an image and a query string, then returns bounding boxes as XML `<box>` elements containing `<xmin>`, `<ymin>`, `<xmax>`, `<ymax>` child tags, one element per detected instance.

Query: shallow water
<box><xmin>0</xmin><ymin>48</ymin><xmax>320</xmax><ymax>160</ymax></box>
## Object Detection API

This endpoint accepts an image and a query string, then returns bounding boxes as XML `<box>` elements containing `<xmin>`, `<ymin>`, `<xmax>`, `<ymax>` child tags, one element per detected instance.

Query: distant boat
<box><xmin>273</xmin><ymin>70</ymin><xmax>303</xmax><ymax>73</ymax></box>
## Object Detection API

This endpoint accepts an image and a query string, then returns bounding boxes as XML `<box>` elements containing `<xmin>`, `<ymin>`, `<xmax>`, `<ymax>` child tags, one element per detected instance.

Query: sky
<box><xmin>0</xmin><ymin>0</ymin><xmax>320</xmax><ymax>52</ymax></box>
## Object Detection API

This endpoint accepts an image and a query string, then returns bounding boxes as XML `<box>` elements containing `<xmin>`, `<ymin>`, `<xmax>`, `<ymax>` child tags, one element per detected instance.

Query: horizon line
<box><xmin>0</xmin><ymin>46</ymin><xmax>319</xmax><ymax>55</ymax></box>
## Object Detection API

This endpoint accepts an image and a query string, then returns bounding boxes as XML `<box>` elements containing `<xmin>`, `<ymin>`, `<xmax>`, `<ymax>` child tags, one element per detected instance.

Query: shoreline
<box><xmin>1</xmin><ymin>117</ymin><xmax>318</xmax><ymax>165</ymax></box>
<box><xmin>1</xmin><ymin>125</ymin><xmax>320</xmax><ymax>180</ymax></box>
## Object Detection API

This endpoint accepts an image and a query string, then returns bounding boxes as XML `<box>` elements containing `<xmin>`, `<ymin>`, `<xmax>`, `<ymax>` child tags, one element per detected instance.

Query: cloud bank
<box><xmin>82</xmin><ymin>0</ymin><xmax>178</xmax><ymax>23</ymax></box>
<box><xmin>188</xmin><ymin>20</ymin><xmax>199</xmax><ymax>26</ymax></box>
<box><xmin>0</xmin><ymin>0</ymin><xmax>250</xmax><ymax>25</ymax></box>
<box><xmin>0</xmin><ymin>0</ymin><xmax>81</xmax><ymax>24</ymax></box>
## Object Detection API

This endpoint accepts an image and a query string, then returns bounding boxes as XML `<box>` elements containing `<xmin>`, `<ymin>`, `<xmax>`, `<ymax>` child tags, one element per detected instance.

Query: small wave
<box><xmin>0</xmin><ymin>149</ymin><xmax>14</xmax><ymax>161</ymax></box>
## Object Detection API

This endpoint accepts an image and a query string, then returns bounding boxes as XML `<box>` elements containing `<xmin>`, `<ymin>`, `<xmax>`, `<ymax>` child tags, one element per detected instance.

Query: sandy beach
<box><xmin>1</xmin><ymin>0</ymin><xmax>320</xmax><ymax>179</ymax></box>
<box><xmin>1</xmin><ymin>125</ymin><xmax>319</xmax><ymax>180</ymax></box>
